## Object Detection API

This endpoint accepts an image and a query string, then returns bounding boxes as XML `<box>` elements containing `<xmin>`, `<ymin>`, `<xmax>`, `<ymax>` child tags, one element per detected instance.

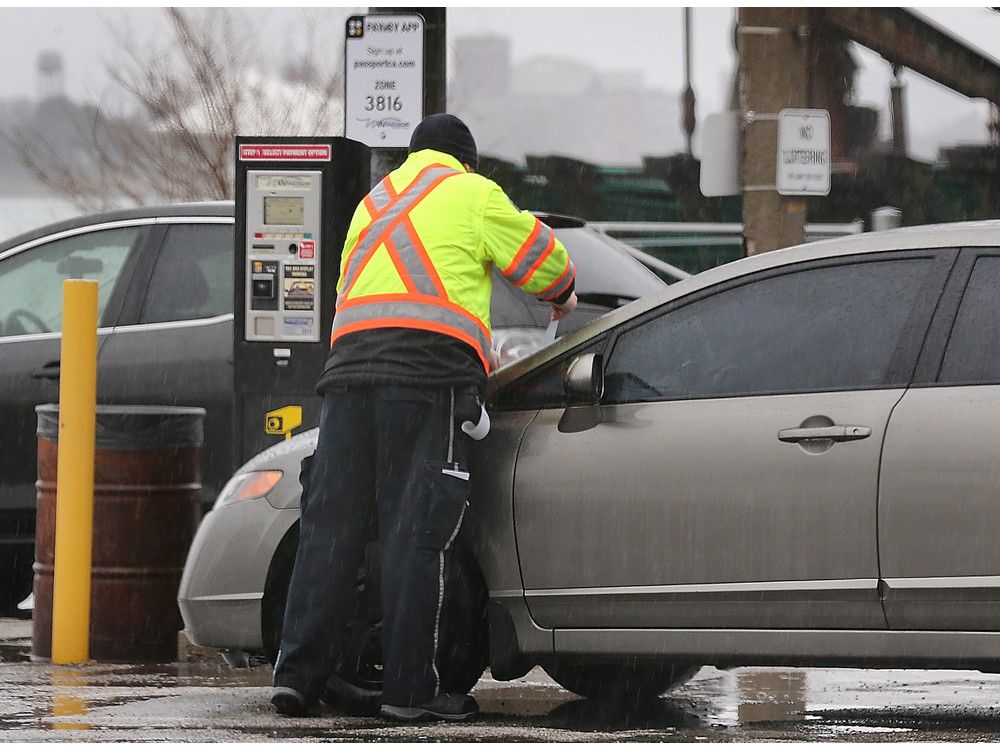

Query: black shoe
<box><xmin>380</xmin><ymin>693</ymin><xmax>479</xmax><ymax>722</ymax></box>
<box><xmin>271</xmin><ymin>686</ymin><xmax>320</xmax><ymax>717</ymax></box>
<box><xmin>322</xmin><ymin>673</ymin><xmax>382</xmax><ymax>717</ymax></box>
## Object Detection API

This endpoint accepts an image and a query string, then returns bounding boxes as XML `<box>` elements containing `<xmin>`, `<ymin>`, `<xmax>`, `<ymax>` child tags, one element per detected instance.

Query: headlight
<box><xmin>492</xmin><ymin>327</ymin><xmax>553</xmax><ymax>366</ymax></box>
<box><xmin>213</xmin><ymin>470</ymin><xmax>283</xmax><ymax>509</ymax></box>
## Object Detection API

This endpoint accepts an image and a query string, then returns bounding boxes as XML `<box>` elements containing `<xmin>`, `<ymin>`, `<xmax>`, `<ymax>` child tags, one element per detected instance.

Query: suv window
<box><xmin>604</xmin><ymin>258</ymin><xmax>932</xmax><ymax>403</ymax></box>
<box><xmin>939</xmin><ymin>256</ymin><xmax>1000</xmax><ymax>384</ymax></box>
<box><xmin>140</xmin><ymin>223</ymin><xmax>234</xmax><ymax>324</ymax></box>
<box><xmin>0</xmin><ymin>226</ymin><xmax>142</xmax><ymax>336</ymax></box>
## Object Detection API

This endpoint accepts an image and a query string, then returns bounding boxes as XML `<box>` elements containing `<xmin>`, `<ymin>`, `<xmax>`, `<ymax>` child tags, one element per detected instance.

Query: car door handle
<box><xmin>30</xmin><ymin>362</ymin><xmax>61</xmax><ymax>381</ymax></box>
<box><xmin>778</xmin><ymin>425</ymin><xmax>872</xmax><ymax>443</ymax></box>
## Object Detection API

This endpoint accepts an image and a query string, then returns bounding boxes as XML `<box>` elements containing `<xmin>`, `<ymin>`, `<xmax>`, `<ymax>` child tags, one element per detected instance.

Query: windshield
<box><xmin>490</xmin><ymin>224</ymin><xmax>667</xmax><ymax>330</ymax></box>
<box><xmin>553</xmin><ymin>226</ymin><xmax>667</xmax><ymax>301</ymax></box>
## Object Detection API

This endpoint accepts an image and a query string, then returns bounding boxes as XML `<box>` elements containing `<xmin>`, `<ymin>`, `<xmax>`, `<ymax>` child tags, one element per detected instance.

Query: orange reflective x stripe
<box><xmin>363</xmin><ymin>175</ymin><xmax>397</xmax><ymax>216</ymax></box>
<box><xmin>340</xmin><ymin>165</ymin><xmax>459</xmax><ymax>299</ymax></box>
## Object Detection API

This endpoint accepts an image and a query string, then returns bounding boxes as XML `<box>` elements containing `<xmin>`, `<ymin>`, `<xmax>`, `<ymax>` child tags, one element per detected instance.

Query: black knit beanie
<box><xmin>408</xmin><ymin>113</ymin><xmax>478</xmax><ymax>169</ymax></box>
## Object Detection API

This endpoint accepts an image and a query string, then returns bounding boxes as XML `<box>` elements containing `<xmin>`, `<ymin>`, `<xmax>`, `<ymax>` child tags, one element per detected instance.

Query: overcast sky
<box><xmin>0</xmin><ymin>6</ymin><xmax>997</xmax><ymax>161</ymax></box>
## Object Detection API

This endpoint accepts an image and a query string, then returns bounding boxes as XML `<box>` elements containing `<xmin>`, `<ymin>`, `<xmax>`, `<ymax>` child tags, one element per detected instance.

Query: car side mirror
<box><xmin>564</xmin><ymin>353</ymin><xmax>604</xmax><ymax>405</ymax></box>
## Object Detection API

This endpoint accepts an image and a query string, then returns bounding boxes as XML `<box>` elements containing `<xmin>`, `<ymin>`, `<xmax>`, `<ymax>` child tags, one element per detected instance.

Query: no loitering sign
<box><xmin>344</xmin><ymin>14</ymin><xmax>425</xmax><ymax>148</ymax></box>
<box><xmin>776</xmin><ymin>109</ymin><xmax>831</xmax><ymax>196</ymax></box>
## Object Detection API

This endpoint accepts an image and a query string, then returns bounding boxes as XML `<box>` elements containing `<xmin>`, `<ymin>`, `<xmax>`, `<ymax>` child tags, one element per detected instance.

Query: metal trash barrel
<box><xmin>32</xmin><ymin>405</ymin><xmax>205</xmax><ymax>662</ymax></box>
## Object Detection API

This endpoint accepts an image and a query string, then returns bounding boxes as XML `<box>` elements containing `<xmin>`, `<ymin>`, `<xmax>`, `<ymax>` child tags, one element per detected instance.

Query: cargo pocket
<box><xmin>416</xmin><ymin>461</ymin><xmax>471</xmax><ymax>551</ymax></box>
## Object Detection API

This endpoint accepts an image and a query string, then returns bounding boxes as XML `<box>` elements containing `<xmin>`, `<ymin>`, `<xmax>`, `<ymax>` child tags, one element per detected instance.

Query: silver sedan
<box><xmin>180</xmin><ymin>220</ymin><xmax>1000</xmax><ymax>702</ymax></box>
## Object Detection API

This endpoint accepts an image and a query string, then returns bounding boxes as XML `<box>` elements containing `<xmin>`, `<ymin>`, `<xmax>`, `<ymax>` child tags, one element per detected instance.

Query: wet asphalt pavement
<box><xmin>5</xmin><ymin>618</ymin><xmax>1000</xmax><ymax>741</ymax></box>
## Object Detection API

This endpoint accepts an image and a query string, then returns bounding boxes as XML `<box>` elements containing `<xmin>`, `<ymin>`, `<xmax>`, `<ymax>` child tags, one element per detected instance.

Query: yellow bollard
<box><xmin>51</xmin><ymin>279</ymin><xmax>99</xmax><ymax>664</ymax></box>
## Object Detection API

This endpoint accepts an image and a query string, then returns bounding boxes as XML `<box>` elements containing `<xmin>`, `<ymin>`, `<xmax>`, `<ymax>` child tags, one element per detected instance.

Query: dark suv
<box><xmin>0</xmin><ymin>202</ymin><xmax>677</xmax><ymax>609</ymax></box>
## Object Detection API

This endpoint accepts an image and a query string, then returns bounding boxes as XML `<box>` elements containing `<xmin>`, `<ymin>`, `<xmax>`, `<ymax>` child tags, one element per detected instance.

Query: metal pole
<box><xmin>421</xmin><ymin>7</ymin><xmax>447</xmax><ymax>116</ymax></box>
<box><xmin>51</xmin><ymin>279</ymin><xmax>98</xmax><ymax>665</ymax></box>
<box><xmin>872</xmin><ymin>206</ymin><xmax>902</xmax><ymax>232</ymax></box>
<box><xmin>682</xmin><ymin>8</ymin><xmax>696</xmax><ymax>157</ymax></box>
<box><xmin>890</xmin><ymin>65</ymin><xmax>908</xmax><ymax>156</ymax></box>
<box><xmin>367</xmin><ymin>7</ymin><xmax>446</xmax><ymax>185</ymax></box>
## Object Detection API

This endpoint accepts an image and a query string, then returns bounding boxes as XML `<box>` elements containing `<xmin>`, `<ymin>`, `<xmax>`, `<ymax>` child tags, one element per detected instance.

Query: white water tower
<box><xmin>37</xmin><ymin>50</ymin><xmax>65</xmax><ymax>101</ymax></box>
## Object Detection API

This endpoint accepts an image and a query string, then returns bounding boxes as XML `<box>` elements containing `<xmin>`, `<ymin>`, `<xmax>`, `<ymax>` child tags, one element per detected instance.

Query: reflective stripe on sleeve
<box><xmin>502</xmin><ymin>220</ymin><xmax>556</xmax><ymax>287</ymax></box>
<box><xmin>539</xmin><ymin>260</ymin><xmax>577</xmax><ymax>302</ymax></box>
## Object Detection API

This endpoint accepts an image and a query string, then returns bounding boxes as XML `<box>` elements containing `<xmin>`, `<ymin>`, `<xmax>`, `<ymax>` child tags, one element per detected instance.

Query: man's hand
<box><xmin>550</xmin><ymin>292</ymin><xmax>578</xmax><ymax>321</ymax></box>
<box><xmin>489</xmin><ymin>347</ymin><xmax>502</xmax><ymax>370</ymax></box>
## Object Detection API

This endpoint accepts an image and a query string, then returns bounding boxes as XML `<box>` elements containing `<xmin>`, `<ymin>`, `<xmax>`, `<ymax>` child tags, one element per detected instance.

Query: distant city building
<box><xmin>450</xmin><ymin>35</ymin><xmax>683</xmax><ymax>165</ymax></box>
<box><xmin>37</xmin><ymin>50</ymin><xmax>65</xmax><ymax>102</ymax></box>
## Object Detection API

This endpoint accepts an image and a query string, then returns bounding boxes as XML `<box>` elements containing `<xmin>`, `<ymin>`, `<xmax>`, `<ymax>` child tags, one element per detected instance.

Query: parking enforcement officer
<box><xmin>271</xmin><ymin>113</ymin><xmax>577</xmax><ymax>721</ymax></box>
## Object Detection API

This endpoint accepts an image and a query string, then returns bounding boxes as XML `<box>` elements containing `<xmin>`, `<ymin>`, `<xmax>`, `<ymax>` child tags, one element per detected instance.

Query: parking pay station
<box><xmin>234</xmin><ymin>136</ymin><xmax>370</xmax><ymax>464</ymax></box>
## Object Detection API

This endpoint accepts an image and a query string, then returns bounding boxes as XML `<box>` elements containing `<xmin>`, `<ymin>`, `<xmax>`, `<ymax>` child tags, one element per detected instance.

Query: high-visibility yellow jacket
<box><xmin>332</xmin><ymin>148</ymin><xmax>576</xmax><ymax>374</ymax></box>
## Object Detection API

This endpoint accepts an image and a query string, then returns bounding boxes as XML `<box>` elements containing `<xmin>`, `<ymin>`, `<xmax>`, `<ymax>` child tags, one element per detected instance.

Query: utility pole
<box><xmin>890</xmin><ymin>64</ymin><xmax>908</xmax><ymax>156</ymax></box>
<box><xmin>367</xmin><ymin>7</ymin><xmax>447</xmax><ymax>184</ymax></box>
<box><xmin>421</xmin><ymin>7</ymin><xmax>447</xmax><ymax>116</ymax></box>
<box><xmin>738</xmin><ymin>7</ymin><xmax>811</xmax><ymax>255</ymax></box>
<box><xmin>681</xmin><ymin>8</ymin><xmax>696</xmax><ymax>158</ymax></box>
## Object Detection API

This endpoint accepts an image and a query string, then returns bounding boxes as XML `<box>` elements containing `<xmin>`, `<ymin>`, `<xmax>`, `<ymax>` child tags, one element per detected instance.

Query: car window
<box><xmin>0</xmin><ymin>226</ymin><xmax>141</xmax><ymax>336</ymax></box>
<box><xmin>939</xmin><ymin>256</ymin><xmax>1000</xmax><ymax>384</ymax></box>
<box><xmin>604</xmin><ymin>258</ymin><xmax>933</xmax><ymax>403</ymax></box>
<box><xmin>140</xmin><ymin>223</ymin><xmax>234</xmax><ymax>324</ymax></box>
<box><xmin>492</xmin><ymin>339</ymin><xmax>606</xmax><ymax>411</ymax></box>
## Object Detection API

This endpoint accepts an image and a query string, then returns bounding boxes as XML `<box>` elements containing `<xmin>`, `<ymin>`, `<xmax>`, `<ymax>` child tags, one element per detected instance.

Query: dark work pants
<box><xmin>273</xmin><ymin>385</ymin><xmax>471</xmax><ymax>708</ymax></box>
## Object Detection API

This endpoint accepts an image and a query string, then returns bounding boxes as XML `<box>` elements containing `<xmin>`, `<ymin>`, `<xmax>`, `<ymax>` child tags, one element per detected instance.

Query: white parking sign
<box><xmin>344</xmin><ymin>14</ymin><xmax>424</xmax><ymax>148</ymax></box>
<box><xmin>776</xmin><ymin>109</ymin><xmax>831</xmax><ymax>196</ymax></box>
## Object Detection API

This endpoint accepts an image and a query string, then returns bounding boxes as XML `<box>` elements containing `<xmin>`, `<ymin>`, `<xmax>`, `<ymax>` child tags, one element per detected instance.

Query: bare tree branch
<box><xmin>4</xmin><ymin>7</ymin><xmax>348</xmax><ymax>208</ymax></box>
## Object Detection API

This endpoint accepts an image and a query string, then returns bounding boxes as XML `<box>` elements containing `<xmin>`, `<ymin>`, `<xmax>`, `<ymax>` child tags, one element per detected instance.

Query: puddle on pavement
<box><xmin>50</xmin><ymin>668</ymin><xmax>91</xmax><ymax>730</ymax></box>
<box><xmin>12</xmin><ymin>655</ymin><xmax>1000</xmax><ymax>739</ymax></box>
<box><xmin>540</xmin><ymin>697</ymin><xmax>702</xmax><ymax>732</ymax></box>
<box><xmin>472</xmin><ymin>678</ymin><xmax>706</xmax><ymax>732</ymax></box>
<box><xmin>1</xmin><ymin>659</ymin><xmax>272</xmax><ymax>734</ymax></box>
<box><xmin>0</xmin><ymin>712</ymin><xmax>35</xmax><ymax>730</ymax></box>
<box><xmin>74</xmin><ymin>661</ymin><xmax>274</xmax><ymax>689</ymax></box>
<box><xmin>0</xmin><ymin>641</ymin><xmax>31</xmax><ymax>663</ymax></box>
<box><xmin>736</xmin><ymin>670</ymin><xmax>807</xmax><ymax>724</ymax></box>
<box><xmin>813</xmin><ymin>706</ymin><xmax>1000</xmax><ymax>733</ymax></box>
<box><xmin>816</xmin><ymin>724</ymin><xmax>914</xmax><ymax>735</ymax></box>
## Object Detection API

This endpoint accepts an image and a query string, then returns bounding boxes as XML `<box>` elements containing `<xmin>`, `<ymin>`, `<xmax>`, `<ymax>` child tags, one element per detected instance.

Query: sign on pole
<box><xmin>345</xmin><ymin>14</ymin><xmax>425</xmax><ymax>148</ymax></box>
<box><xmin>700</xmin><ymin>111</ymin><xmax>741</xmax><ymax>197</ymax></box>
<box><xmin>776</xmin><ymin>109</ymin><xmax>831</xmax><ymax>196</ymax></box>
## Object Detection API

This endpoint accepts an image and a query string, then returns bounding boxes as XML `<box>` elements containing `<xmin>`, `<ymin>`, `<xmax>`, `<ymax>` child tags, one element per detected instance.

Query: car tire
<box><xmin>262</xmin><ymin>526</ymin><xmax>487</xmax><ymax>695</ymax></box>
<box><xmin>544</xmin><ymin>659</ymin><xmax>700</xmax><ymax>704</ymax></box>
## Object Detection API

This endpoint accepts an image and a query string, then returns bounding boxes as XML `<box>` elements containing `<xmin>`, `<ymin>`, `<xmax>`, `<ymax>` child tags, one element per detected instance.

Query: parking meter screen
<box><xmin>263</xmin><ymin>196</ymin><xmax>304</xmax><ymax>226</ymax></box>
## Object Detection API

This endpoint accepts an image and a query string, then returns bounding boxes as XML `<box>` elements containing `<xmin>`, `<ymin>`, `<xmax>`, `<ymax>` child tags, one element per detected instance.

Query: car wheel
<box><xmin>544</xmin><ymin>659</ymin><xmax>700</xmax><ymax>704</ymax></box>
<box><xmin>262</xmin><ymin>526</ymin><xmax>487</xmax><ymax>696</ymax></box>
